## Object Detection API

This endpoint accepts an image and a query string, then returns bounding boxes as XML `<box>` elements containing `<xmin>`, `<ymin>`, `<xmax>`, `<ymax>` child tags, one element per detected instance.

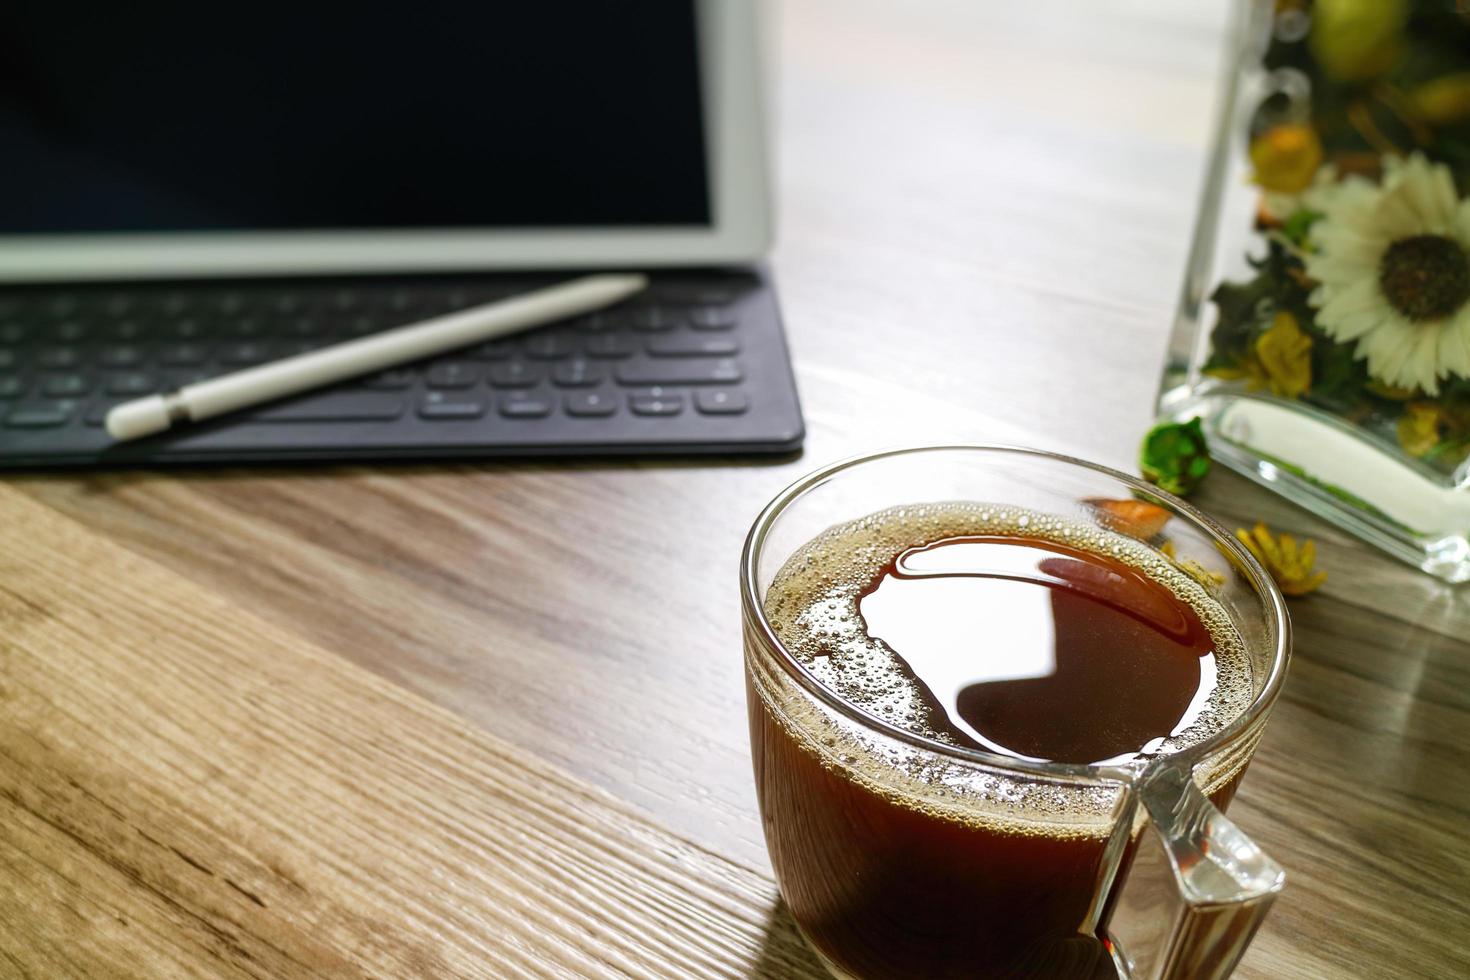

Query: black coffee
<box><xmin>750</xmin><ymin>504</ymin><xmax>1251</xmax><ymax>980</ymax></box>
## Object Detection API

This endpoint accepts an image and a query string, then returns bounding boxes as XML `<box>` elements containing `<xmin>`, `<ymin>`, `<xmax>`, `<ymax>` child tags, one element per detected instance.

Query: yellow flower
<box><xmin>1254</xmin><ymin>311</ymin><xmax>1313</xmax><ymax>398</ymax></box>
<box><xmin>1408</xmin><ymin>73</ymin><xmax>1470</xmax><ymax>126</ymax></box>
<box><xmin>1236</xmin><ymin>523</ymin><xmax>1328</xmax><ymax>597</ymax></box>
<box><xmin>1249</xmin><ymin>125</ymin><xmax>1324</xmax><ymax>194</ymax></box>
<box><xmin>1396</xmin><ymin>402</ymin><xmax>1445</xmax><ymax>457</ymax></box>
<box><xmin>1309</xmin><ymin>0</ymin><xmax>1406</xmax><ymax>82</ymax></box>
<box><xmin>1207</xmin><ymin>312</ymin><xmax>1313</xmax><ymax>398</ymax></box>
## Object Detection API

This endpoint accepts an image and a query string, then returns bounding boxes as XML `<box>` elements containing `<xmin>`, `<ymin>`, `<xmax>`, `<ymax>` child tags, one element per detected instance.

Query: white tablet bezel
<box><xmin>0</xmin><ymin>0</ymin><xmax>771</xmax><ymax>282</ymax></box>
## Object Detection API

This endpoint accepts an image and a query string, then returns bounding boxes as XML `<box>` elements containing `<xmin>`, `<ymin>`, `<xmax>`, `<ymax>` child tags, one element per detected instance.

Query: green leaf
<box><xmin>1208</xmin><ymin>275</ymin><xmax>1273</xmax><ymax>361</ymax></box>
<box><xmin>1140</xmin><ymin>417</ymin><xmax>1213</xmax><ymax>496</ymax></box>
<box><xmin>1281</xmin><ymin>208</ymin><xmax>1324</xmax><ymax>245</ymax></box>
<box><xmin>1309</xmin><ymin>336</ymin><xmax>1367</xmax><ymax>403</ymax></box>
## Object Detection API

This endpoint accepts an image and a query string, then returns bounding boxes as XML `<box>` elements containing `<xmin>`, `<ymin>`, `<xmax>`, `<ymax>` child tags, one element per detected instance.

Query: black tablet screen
<box><xmin>0</xmin><ymin>2</ymin><xmax>710</xmax><ymax>233</ymax></box>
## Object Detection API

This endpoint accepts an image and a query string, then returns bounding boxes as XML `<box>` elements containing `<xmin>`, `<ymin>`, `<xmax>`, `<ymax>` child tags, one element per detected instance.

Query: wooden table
<box><xmin>4</xmin><ymin>2</ymin><xmax>1467</xmax><ymax>977</ymax></box>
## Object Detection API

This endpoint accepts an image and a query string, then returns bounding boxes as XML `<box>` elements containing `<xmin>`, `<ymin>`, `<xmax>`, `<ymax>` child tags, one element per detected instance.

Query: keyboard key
<box><xmin>100</xmin><ymin>294</ymin><xmax>136</xmax><ymax>318</ymax></box>
<box><xmin>488</xmin><ymin>361</ymin><xmax>544</xmax><ymax>388</ymax></box>
<box><xmin>586</xmin><ymin>334</ymin><xmax>635</xmax><ymax>358</ymax></box>
<box><xmin>328</xmin><ymin>289</ymin><xmax>359</xmax><ymax>313</ymax></box>
<box><xmin>631</xmin><ymin>306</ymin><xmax>679</xmax><ymax>332</ymax></box>
<box><xmin>629</xmin><ymin>394</ymin><xmax>684</xmax><ymax>416</ymax></box>
<box><xmin>0</xmin><ymin>323</ymin><xmax>26</xmax><ymax>343</ymax></box>
<box><xmin>43</xmin><ymin>374</ymin><xmax>90</xmax><ymax>397</ymax></box>
<box><xmin>689</xmin><ymin>306</ymin><xmax>738</xmax><ymax>330</ymax></box>
<box><xmin>564</xmin><ymin>391</ymin><xmax>617</xmax><ymax>417</ymax></box>
<box><xmin>4</xmin><ymin>400</ymin><xmax>77</xmax><ymax>428</ymax></box>
<box><xmin>251</xmin><ymin>391</ymin><xmax>406</xmax><ymax>422</ymax></box>
<box><xmin>525</xmin><ymin>332</ymin><xmax>574</xmax><ymax>359</ymax></box>
<box><xmin>695</xmin><ymin>389</ymin><xmax>750</xmax><ymax>415</ymax></box>
<box><xmin>277</xmin><ymin>340</ymin><xmax>322</xmax><ymax>358</ymax></box>
<box><xmin>646</xmin><ymin>334</ymin><xmax>740</xmax><ymax>357</ymax></box>
<box><xmin>284</xmin><ymin>316</ymin><xmax>327</xmax><ymax>337</ymax></box>
<box><xmin>498</xmin><ymin>392</ymin><xmax>553</xmax><ymax>418</ymax></box>
<box><xmin>551</xmin><ymin>358</ymin><xmax>606</xmax><ymax>387</ymax></box>
<box><xmin>169</xmin><ymin>318</ymin><xmax>207</xmax><ymax>340</ymax></box>
<box><xmin>269</xmin><ymin>293</ymin><xmax>305</xmax><ymax>315</ymax></box>
<box><xmin>465</xmin><ymin>340</ymin><xmax>516</xmax><ymax>360</ymax></box>
<box><xmin>221</xmin><ymin>342</ymin><xmax>270</xmax><ymax>365</ymax></box>
<box><xmin>54</xmin><ymin>321</ymin><xmax>88</xmax><ymax>342</ymax></box>
<box><xmin>384</xmin><ymin>290</ymin><xmax>420</xmax><ymax>315</ymax></box>
<box><xmin>42</xmin><ymin>297</ymin><xmax>78</xmax><ymax>320</ymax></box>
<box><xmin>105</xmin><ymin>372</ymin><xmax>156</xmax><ymax>395</ymax></box>
<box><xmin>438</xmin><ymin>288</ymin><xmax>474</xmax><ymax>312</ymax></box>
<box><xmin>575</xmin><ymin>312</ymin><xmax>618</xmax><ymax>332</ymax></box>
<box><xmin>106</xmin><ymin>321</ymin><xmax>147</xmax><ymax>341</ymax></box>
<box><xmin>100</xmin><ymin>345</ymin><xmax>144</xmax><ymax>367</ymax></box>
<box><xmin>659</xmin><ymin>287</ymin><xmax>735</xmax><ymax>306</ymax></box>
<box><xmin>159</xmin><ymin>343</ymin><xmax>208</xmax><ymax>366</ymax></box>
<box><xmin>427</xmin><ymin>361</ymin><xmax>481</xmax><ymax>388</ymax></box>
<box><xmin>0</xmin><ymin>374</ymin><xmax>25</xmax><ymax>397</ymax></box>
<box><xmin>363</xmin><ymin>369</ymin><xmax>416</xmax><ymax>390</ymax></box>
<box><xmin>587</xmin><ymin>310</ymin><xmax>635</xmax><ymax>331</ymax></box>
<box><xmin>159</xmin><ymin>293</ymin><xmax>191</xmax><ymax>316</ymax></box>
<box><xmin>86</xmin><ymin>400</ymin><xmax>123</xmax><ymax>426</ymax></box>
<box><xmin>38</xmin><ymin>347</ymin><xmax>81</xmax><ymax>369</ymax></box>
<box><xmin>344</xmin><ymin>315</ymin><xmax>381</xmax><ymax>337</ymax></box>
<box><xmin>615</xmin><ymin>358</ymin><xmax>742</xmax><ymax>386</ymax></box>
<box><xmin>166</xmin><ymin>370</ymin><xmax>215</xmax><ymax>389</ymax></box>
<box><xmin>0</xmin><ymin>350</ymin><xmax>15</xmax><ymax>368</ymax></box>
<box><xmin>215</xmin><ymin>293</ymin><xmax>248</xmax><ymax>315</ymax></box>
<box><xmin>225</xmin><ymin>317</ymin><xmax>266</xmax><ymax>338</ymax></box>
<box><xmin>417</xmin><ymin>391</ymin><xmax>486</xmax><ymax>419</ymax></box>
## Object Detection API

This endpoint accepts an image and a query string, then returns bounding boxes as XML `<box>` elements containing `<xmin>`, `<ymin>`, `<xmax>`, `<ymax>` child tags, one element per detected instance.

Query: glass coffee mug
<box><xmin>742</xmin><ymin>447</ymin><xmax>1290</xmax><ymax>980</ymax></box>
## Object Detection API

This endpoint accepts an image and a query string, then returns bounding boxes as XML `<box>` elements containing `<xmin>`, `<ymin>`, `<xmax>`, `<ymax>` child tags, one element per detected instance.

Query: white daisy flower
<box><xmin>1306</xmin><ymin>153</ymin><xmax>1470</xmax><ymax>394</ymax></box>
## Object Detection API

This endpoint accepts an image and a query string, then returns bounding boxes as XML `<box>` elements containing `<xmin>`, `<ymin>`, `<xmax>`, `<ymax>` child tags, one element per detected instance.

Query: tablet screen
<box><xmin>0</xmin><ymin>2</ymin><xmax>710</xmax><ymax>233</ymax></box>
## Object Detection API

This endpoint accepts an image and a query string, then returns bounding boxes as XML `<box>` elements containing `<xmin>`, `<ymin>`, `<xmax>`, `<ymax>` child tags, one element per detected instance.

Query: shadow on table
<box><xmin>747</xmin><ymin>897</ymin><xmax>1127</xmax><ymax>979</ymax></box>
<box><xmin>20</xmin><ymin>420</ymin><xmax>809</xmax><ymax>478</ymax></box>
<box><xmin>750</xmin><ymin>897</ymin><xmax>828</xmax><ymax>979</ymax></box>
<box><xmin>4</xmin><ymin>448</ymin><xmax>807</xmax><ymax>490</ymax></box>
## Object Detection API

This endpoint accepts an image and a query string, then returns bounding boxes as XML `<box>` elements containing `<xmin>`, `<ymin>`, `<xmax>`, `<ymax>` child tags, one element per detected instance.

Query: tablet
<box><xmin>0</xmin><ymin>1</ymin><xmax>772</xmax><ymax>281</ymax></box>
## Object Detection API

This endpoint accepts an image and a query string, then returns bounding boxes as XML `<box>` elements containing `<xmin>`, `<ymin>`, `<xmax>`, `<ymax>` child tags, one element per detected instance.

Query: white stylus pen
<box><xmin>106</xmin><ymin>272</ymin><xmax>648</xmax><ymax>442</ymax></box>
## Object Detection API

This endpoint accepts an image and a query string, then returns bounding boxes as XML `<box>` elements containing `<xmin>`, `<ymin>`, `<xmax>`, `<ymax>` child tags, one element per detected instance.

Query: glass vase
<box><xmin>1159</xmin><ymin>0</ymin><xmax>1470</xmax><ymax>582</ymax></box>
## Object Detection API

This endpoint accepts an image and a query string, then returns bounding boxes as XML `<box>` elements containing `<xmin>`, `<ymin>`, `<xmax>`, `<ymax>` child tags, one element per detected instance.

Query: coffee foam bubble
<box><xmin>753</xmin><ymin>502</ymin><xmax>1255</xmax><ymax>837</ymax></box>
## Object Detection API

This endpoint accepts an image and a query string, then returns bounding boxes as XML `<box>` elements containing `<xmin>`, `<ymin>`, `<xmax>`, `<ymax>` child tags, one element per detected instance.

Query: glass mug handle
<box><xmin>1103</xmin><ymin>764</ymin><xmax>1285</xmax><ymax>980</ymax></box>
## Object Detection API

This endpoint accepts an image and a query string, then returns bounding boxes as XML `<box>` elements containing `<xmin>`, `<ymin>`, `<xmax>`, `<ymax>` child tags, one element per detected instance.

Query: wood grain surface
<box><xmin>4</xmin><ymin>1</ymin><xmax>1469</xmax><ymax>977</ymax></box>
<box><xmin>0</xmin><ymin>486</ymin><xmax>827</xmax><ymax>979</ymax></box>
